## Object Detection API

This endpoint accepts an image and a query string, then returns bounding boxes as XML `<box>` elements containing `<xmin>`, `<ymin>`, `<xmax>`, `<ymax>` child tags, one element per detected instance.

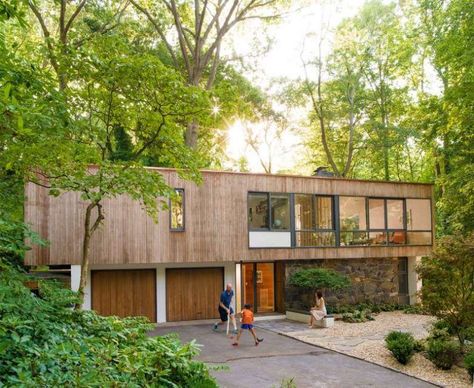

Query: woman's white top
<box><xmin>317</xmin><ymin>297</ymin><xmax>327</xmax><ymax>315</ymax></box>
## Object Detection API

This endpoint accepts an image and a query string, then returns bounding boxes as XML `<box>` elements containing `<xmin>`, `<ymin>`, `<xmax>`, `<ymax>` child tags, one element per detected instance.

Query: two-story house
<box><xmin>25</xmin><ymin>168</ymin><xmax>434</xmax><ymax>323</ymax></box>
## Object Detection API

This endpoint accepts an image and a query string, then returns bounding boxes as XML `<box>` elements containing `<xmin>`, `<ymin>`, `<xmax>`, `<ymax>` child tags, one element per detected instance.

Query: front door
<box><xmin>242</xmin><ymin>262</ymin><xmax>275</xmax><ymax>313</ymax></box>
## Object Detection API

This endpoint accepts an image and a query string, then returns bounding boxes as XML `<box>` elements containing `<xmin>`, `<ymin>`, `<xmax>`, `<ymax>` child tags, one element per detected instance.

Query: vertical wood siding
<box><xmin>25</xmin><ymin>168</ymin><xmax>434</xmax><ymax>265</ymax></box>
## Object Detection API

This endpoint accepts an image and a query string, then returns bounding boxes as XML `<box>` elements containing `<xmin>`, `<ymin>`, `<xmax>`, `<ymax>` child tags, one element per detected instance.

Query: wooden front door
<box><xmin>91</xmin><ymin>269</ymin><xmax>156</xmax><ymax>322</ymax></box>
<box><xmin>166</xmin><ymin>268</ymin><xmax>224</xmax><ymax>321</ymax></box>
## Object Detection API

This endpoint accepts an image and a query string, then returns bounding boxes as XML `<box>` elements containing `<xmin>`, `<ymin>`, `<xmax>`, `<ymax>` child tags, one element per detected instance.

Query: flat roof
<box><xmin>141</xmin><ymin>166</ymin><xmax>434</xmax><ymax>186</ymax></box>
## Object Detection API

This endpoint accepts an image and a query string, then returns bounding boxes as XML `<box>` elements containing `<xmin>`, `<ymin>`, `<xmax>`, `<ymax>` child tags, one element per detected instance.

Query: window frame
<box><xmin>293</xmin><ymin>194</ymin><xmax>336</xmax><ymax>247</ymax></box>
<box><xmin>169</xmin><ymin>188</ymin><xmax>185</xmax><ymax>232</ymax></box>
<box><xmin>248</xmin><ymin>192</ymin><xmax>291</xmax><ymax>232</ymax></box>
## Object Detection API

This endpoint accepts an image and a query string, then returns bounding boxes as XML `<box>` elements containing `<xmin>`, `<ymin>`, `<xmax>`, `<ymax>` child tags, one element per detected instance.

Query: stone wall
<box><xmin>285</xmin><ymin>258</ymin><xmax>400</xmax><ymax>311</ymax></box>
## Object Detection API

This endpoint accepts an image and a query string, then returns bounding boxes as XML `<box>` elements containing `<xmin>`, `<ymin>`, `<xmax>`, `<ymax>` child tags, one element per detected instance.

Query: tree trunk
<box><xmin>76</xmin><ymin>201</ymin><xmax>104</xmax><ymax>309</ymax></box>
<box><xmin>185</xmin><ymin>121</ymin><xmax>199</xmax><ymax>149</ymax></box>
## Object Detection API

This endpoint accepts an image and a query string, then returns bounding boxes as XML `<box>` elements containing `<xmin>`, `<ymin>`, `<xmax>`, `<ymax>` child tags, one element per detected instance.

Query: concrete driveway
<box><xmin>149</xmin><ymin>323</ymin><xmax>435</xmax><ymax>388</ymax></box>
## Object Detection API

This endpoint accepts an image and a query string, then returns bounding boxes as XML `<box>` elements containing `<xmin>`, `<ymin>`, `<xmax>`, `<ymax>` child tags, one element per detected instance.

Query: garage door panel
<box><xmin>166</xmin><ymin>268</ymin><xmax>223</xmax><ymax>321</ymax></box>
<box><xmin>92</xmin><ymin>269</ymin><xmax>156</xmax><ymax>322</ymax></box>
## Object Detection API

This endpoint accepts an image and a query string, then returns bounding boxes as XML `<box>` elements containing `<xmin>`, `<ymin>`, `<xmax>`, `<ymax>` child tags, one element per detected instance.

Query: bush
<box><xmin>288</xmin><ymin>268</ymin><xmax>351</xmax><ymax>291</ymax></box>
<box><xmin>342</xmin><ymin>309</ymin><xmax>374</xmax><ymax>323</ymax></box>
<box><xmin>417</xmin><ymin>233</ymin><xmax>474</xmax><ymax>348</ymax></box>
<box><xmin>385</xmin><ymin>331</ymin><xmax>415</xmax><ymax>364</ymax></box>
<box><xmin>427</xmin><ymin>338</ymin><xmax>460</xmax><ymax>370</ymax></box>
<box><xmin>0</xmin><ymin>259</ymin><xmax>217</xmax><ymax>387</ymax></box>
<box><xmin>464</xmin><ymin>351</ymin><xmax>474</xmax><ymax>381</ymax></box>
<box><xmin>432</xmin><ymin>319</ymin><xmax>455</xmax><ymax>335</ymax></box>
<box><xmin>414</xmin><ymin>339</ymin><xmax>426</xmax><ymax>352</ymax></box>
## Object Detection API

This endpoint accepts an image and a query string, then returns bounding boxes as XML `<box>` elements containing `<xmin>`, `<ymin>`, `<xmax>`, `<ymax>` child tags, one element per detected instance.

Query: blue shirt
<box><xmin>220</xmin><ymin>290</ymin><xmax>234</xmax><ymax>308</ymax></box>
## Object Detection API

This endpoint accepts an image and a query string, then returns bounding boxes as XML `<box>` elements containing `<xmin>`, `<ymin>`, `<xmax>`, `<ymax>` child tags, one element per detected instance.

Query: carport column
<box><xmin>407</xmin><ymin>256</ymin><xmax>422</xmax><ymax>305</ymax></box>
<box><xmin>70</xmin><ymin>265</ymin><xmax>91</xmax><ymax>310</ymax></box>
<box><xmin>156</xmin><ymin>266</ymin><xmax>167</xmax><ymax>323</ymax></box>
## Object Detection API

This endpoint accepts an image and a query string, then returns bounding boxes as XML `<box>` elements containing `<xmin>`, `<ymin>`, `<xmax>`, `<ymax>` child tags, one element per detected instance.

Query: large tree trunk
<box><xmin>185</xmin><ymin>121</ymin><xmax>199</xmax><ymax>149</ymax></box>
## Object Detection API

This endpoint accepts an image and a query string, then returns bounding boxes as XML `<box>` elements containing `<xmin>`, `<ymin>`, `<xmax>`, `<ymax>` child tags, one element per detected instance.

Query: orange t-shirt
<box><xmin>241</xmin><ymin>308</ymin><xmax>254</xmax><ymax>324</ymax></box>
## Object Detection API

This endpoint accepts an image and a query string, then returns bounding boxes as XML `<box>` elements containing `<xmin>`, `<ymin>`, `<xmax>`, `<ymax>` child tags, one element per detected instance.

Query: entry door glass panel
<box><xmin>242</xmin><ymin>263</ymin><xmax>254</xmax><ymax>308</ymax></box>
<box><xmin>256</xmin><ymin>263</ymin><xmax>275</xmax><ymax>313</ymax></box>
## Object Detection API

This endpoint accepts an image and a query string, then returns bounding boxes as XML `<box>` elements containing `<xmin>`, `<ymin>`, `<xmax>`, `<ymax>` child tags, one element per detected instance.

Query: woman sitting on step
<box><xmin>308</xmin><ymin>291</ymin><xmax>327</xmax><ymax>328</ymax></box>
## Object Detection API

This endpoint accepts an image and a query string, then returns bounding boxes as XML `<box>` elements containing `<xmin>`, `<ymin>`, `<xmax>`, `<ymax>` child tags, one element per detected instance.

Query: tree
<box><xmin>418</xmin><ymin>232</ymin><xmax>474</xmax><ymax>348</ymax></box>
<box><xmin>288</xmin><ymin>268</ymin><xmax>351</xmax><ymax>293</ymax></box>
<box><xmin>130</xmin><ymin>0</ymin><xmax>286</xmax><ymax>149</ymax></box>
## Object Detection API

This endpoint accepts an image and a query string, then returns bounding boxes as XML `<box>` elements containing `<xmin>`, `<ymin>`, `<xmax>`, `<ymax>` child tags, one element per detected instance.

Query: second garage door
<box><xmin>91</xmin><ymin>269</ymin><xmax>156</xmax><ymax>322</ymax></box>
<box><xmin>166</xmin><ymin>268</ymin><xmax>224</xmax><ymax>321</ymax></box>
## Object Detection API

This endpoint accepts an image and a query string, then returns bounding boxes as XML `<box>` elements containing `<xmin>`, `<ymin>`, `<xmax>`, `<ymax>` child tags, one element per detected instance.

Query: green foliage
<box><xmin>0</xmin><ymin>259</ymin><xmax>217</xmax><ymax>387</ymax></box>
<box><xmin>288</xmin><ymin>268</ymin><xmax>350</xmax><ymax>291</ymax></box>
<box><xmin>385</xmin><ymin>331</ymin><xmax>416</xmax><ymax>365</ymax></box>
<box><xmin>342</xmin><ymin>309</ymin><xmax>374</xmax><ymax>323</ymax></box>
<box><xmin>464</xmin><ymin>350</ymin><xmax>474</xmax><ymax>381</ymax></box>
<box><xmin>426</xmin><ymin>338</ymin><xmax>460</xmax><ymax>370</ymax></box>
<box><xmin>418</xmin><ymin>233</ymin><xmax>474</xmax><ymax>347</ymax></box>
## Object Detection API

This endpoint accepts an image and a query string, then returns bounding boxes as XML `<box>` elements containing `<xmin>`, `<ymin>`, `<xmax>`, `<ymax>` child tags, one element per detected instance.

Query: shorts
<box><xmin>218</xmin><ymin>306</ymin><xmax>234</xmax><ymax>321</ymax></box>
<box><xmin>241</xmin><ymin>324</ymin><xmax>253</xmax><ymax>330</ymax></box>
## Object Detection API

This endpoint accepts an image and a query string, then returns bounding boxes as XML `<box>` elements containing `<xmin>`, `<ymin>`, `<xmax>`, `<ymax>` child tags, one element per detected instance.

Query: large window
<box><xmin>367</xmin><ymin>198</ymin><xmax>406</xmax><ymax>245</ymax></box>
<box><xmin>406</xmin><ymin>199</ymin><xmax>432</xmax><ymax>245</ymax></box>
<box><xmin>248</xmin><ymin>193</ymin><xmax>290</xmax><ymax>230</ymax></box>
<box><xmin>340</xmin><ymin>196</ymin><xmax>368</xmax><ymax>246</ymax></box>
<box><xmin>170</xmin><ymin>189</ymin><xmax>184</xmax><ymax>231</ymax></box>
<box><xmin>294</xmin><ymin>194</ymin><xmax>335</xmax><ymax>246</ymax></box>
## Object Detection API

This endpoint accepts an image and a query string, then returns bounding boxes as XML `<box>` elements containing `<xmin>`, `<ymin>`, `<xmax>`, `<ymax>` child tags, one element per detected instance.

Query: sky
<box><xmin>221</xmin><ymin>0</ymin><xmax>369</xmax><ymax>174</ymax></box>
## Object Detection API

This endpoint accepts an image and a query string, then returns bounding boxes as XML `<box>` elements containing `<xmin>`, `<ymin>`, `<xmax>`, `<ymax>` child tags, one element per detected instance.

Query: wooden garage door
<box><xmin>166</xmin><ymin>268</ymin><xmax>224</xmax><ymax>321</ymax></box>
<box><xmin>91</xmin><ymin>269</ymin><xmax>156</xmax><ymax>322</ymax></box>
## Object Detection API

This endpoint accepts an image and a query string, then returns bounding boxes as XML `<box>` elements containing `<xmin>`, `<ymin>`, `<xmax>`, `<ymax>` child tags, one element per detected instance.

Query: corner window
<box><xmin>248</xmin><ymin>193</ymin><xmax>290</xmax><ymax>231</ymax></box>
<box><xmin>294</xmin><ymin>194</ymin><xmax>335</xmax><ymax>247</ymax></box>
<box><xmin>170</xmin><ymin>189</ymin><xmax>184</xmax><ymax>231</ymax></box>
<box><xmin>406</xmin><ymin>199</ymin><xmax>432</xmax><ymax>245</ymax></box>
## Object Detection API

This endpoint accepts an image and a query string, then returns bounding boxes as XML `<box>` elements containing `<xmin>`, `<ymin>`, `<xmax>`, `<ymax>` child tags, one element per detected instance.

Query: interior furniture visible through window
<box><xmin>294</xmin><ymin>194</ymin><xmax>335</xmax><ymax>246</ymax></box>
<box><xmin>170</xmin><ymin>189</ymin><xmax>184</xmax><ymax>231</ymax></box>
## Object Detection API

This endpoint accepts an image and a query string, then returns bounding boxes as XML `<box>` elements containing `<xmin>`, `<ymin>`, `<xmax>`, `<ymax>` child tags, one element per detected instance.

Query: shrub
<box><xmin>414</xmin><ymin>339</ymin><xmax>426</xmax><ymax>352</ymax></box>
<box><xmin>432</xmin><ymin>319</ymin><xmax>455</xmax><ymax>335</ymax></box>
<box><xmin>288</xmin><ymin>268</ymin><xmax>351</xmax><ymax>291</ymax></box>
<box><xmin>427</xmin><ymin>338</ymin><xmax>460</xmax><ymax>370</ymax></box>
<box><xmin>417</xmin><ymin>232</ymin><xmax>474</xmax><ymax>348</ymax></box>
<box><xmin>0</xmin><ymin>259</ymin><xmax>217</xmax><ymax>387</ymax></box>
<box><xmin>342</xmin><ymin>309</ymin><xmax>374</xmax><ymax>323</ymax></box>
<box><xmin>385</xmin><ymin>331</ymin><xmax>415</xmax><ymax>364</ymax></box>
<box><xmin>403</xmin><ymin>304</ymin><xmax>429</xmax><ymax>315</ymax></box>
<box><xmin>464</xmin><ymin>351</ymin><xmax>474</xmax><ymax>381</ymax></box>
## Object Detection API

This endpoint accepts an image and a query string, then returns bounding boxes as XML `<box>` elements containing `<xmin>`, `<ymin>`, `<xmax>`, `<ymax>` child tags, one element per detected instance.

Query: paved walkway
<box><xmin>150</xmin><ymin>323</ymin><xmax>435</xmax><ymax>387</ymax></box>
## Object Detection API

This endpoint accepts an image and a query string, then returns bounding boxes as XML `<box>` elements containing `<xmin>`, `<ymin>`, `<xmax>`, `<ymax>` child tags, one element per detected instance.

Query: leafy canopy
<box><xmin>288</xmin><ymin>268</ymin><xmax>350</xmax><ymax>291</ymax></box>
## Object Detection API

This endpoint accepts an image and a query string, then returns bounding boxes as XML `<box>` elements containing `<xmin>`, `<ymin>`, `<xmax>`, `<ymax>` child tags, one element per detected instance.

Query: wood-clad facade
<box><xmin>25</xmin><ymin>168</ymin><xmax>434</xmax><ymax>322</ymax></box>
<box><xmin>25</xmin><ymin>168</ymin><xmax>434</xmax><ymax>266</ymax></box>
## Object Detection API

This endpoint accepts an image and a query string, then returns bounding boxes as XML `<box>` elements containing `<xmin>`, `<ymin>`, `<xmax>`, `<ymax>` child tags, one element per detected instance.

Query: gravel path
<box><xmin>256</xmin><ymin>312</ymin><xmax>471</xmax><ymax>388</ymax></box>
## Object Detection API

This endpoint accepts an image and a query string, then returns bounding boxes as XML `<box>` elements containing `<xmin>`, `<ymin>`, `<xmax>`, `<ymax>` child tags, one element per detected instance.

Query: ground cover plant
<box><xmin>0</xmin><ymin>260</ymin><xmax>217</xmax><ymax>387</ymax></box>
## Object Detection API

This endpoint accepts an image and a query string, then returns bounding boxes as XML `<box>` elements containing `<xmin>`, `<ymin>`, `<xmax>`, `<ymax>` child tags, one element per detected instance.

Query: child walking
<box><xmin>232</xmin><ymin>304</ymin><xmax>264</xmax><ymax>346</ymax></box>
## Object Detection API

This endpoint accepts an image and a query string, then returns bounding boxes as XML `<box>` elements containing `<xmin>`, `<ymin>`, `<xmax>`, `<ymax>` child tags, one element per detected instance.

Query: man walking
<box><xmin>213</xmin><ymin>283</ymin><xmax>237</xmax><ymax>334</ymax></box>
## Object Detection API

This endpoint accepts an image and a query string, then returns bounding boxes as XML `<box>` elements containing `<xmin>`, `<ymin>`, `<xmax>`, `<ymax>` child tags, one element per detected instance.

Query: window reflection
<box><xmin>271</xmin><ymin>194</ymin><xmax>290</xmax><ymax>230</ymax></box>
<box><xmin>340</xmin><ymin>197</ymin><xmax>367</xmax><ymax>231</ymax></box>
<box><xmin>248</xmin><ymin>193</ymin><xmax>269</xmax><ymax>229</ymax></box>
<box><xmin>387</xmin><ymin>199</ymin><xmax>404</xmax><ymax>229</ymax></box>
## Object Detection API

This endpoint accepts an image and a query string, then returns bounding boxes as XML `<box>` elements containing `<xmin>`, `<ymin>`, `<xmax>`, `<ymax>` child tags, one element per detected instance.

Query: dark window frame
<box><xmin>248</xmin><ymin>192</ymin><xmax>291</xmax><ymax>232</ymax></box>
<box><xmin>169</xmin><ymin>188</ymin><xmax>185</xmax><ymax>232</ymax></box>
<box><xmin>294</xmin><ymin>194</ymin><xmax>336</xmax><ymax>247</ymax></box>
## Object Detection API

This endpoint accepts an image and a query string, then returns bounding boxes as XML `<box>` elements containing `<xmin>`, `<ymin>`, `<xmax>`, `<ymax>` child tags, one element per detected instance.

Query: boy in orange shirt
<box><xmin>232</xmin><ymin>304</ymin><xmax>264</xmax><ymax>346</ymax></box>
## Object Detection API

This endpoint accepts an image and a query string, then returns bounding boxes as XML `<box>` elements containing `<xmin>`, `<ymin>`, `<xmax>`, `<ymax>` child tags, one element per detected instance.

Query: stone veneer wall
<box><xmin>285</xmin><ymin>258</ymin><xmax>400</xmax><ymax>311</ymax></box>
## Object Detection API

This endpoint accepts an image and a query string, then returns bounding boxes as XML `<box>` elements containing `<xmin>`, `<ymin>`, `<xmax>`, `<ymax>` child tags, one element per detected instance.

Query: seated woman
<box><xmin>308</xmin><ymin>291</ymin><xmax>327</xmax><ymax>328</ymax></box>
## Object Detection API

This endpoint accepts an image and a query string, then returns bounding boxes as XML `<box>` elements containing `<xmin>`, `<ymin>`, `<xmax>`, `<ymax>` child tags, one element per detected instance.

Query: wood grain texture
<box><xmin>91</xmin><ymin>269</ymin><xmax>156</xmax><ymax>322</ymax></box>
<box><xmin>24</xmin><ymin>168</ymin><xmax>434</xmax><ymax>265</ymax></box>
<box><xmin>166</xmin><ymin>267</ymin><xmax>223</xmax><ymax>321</ymax></box>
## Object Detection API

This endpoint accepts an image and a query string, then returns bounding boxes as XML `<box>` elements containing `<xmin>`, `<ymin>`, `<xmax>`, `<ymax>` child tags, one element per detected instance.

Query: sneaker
<box><xmin>255</xmin><ymin>342</ymin><xmax>259</xmax><ymax>346</ymax></box>
<box><xmin>212</xmin><ymin>323</ymin><xmax>218</xmax><ymax>331</ymax></box>
<box><xmin>232</xmin><ymin>342</ymin><xmax>238</xmax><ymax>346</ymax></box>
